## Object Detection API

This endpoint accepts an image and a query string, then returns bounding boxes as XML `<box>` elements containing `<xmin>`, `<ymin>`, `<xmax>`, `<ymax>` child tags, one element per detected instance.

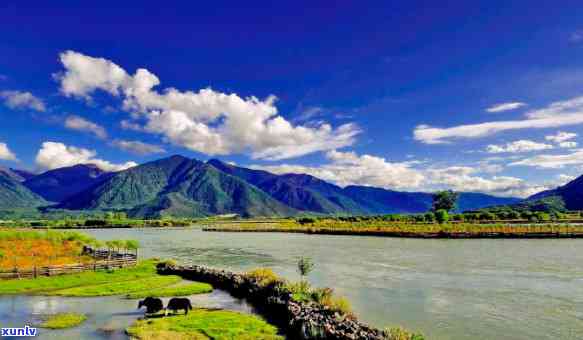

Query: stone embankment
<box><xmin>157</xmin><ymin>263</ymin><xmax>386</xmax><ymax>340</ymax></box>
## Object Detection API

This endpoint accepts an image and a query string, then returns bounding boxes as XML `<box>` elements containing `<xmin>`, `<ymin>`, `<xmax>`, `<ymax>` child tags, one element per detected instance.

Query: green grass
<box><xmin>126</xmin><ymin>308</ymin><xmax>283</xmax><ymax>340</ymax></box>
<box><xmin>48</xmin><ymin>275</ymin><xmax>182</xmax><ymax>297</ymax></box>
<box><xmin>40</xmin><ymin>313</ymin><xmax>87</xmax><ymax>329</ymax></box>
<box><xmin>0</xmin><ymin>260</ymin><xmax>157</xmax><ymax>295</ymax></box>
<box><xmin>126</xmin><ymin>281</ymin><xmax>213</xmax><ymax>299</ymax></box>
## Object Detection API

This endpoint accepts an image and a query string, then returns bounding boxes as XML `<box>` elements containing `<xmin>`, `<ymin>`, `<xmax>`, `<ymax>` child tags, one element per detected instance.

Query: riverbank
<box><xmin>202</xmin><ymin>222</ymin><xmax>583</xmax><ymax>238</ymax></box>
<box><xmin>158</xmin><ymin>262</ymin><xmax>424</xmax><ymax>340</ymax></box>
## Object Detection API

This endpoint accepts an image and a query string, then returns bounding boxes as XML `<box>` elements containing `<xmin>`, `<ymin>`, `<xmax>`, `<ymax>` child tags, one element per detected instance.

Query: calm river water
<box><xmin>2</xmin><ymin>227</ymin><xmax>582</xmax><ymax>339</ymax></box>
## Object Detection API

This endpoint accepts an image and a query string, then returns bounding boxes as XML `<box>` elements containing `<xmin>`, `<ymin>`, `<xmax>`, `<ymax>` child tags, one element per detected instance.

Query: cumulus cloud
<box><xmin>414</xmin><ymin>96</ymin><xmax>583</xmax><ymax>144</ymax></box>
<box><xmin>252</xmin><ymin>150</ymin><xmax>540</xmax><ymax>197</ymax></box>
<box><xmin>485</xmin><ymin>140</ymin><xmax>553</xmax><ymax>153</ymax></box>
<box><xmin>510</xmin><ymin>149</ymin><xmax>583</xmax><ymax>169</ymax></box>
<box><xmin>0</xmin><ymin>143</ymin><xmax>17</xmax><ymax>161</ymax></box>
<box><xmin>0</xmin><ymin>90</ymin><xmax>46</xmax><ymax>111</ymax></box>
<box><xmin>424</xmin><ymin>166</ymin><xmax>545</xmax><ymax>198</ymax></box>
<box><xmin>56</xmin><ymin>51</ymin><xmax>360</xmax><ymax>160</ymax></box>
<box><xmin>64</xmin><ymin>115</ymin><xmax>108</xmax><ymax>139</ymax></box>
<box><xmin>486</xmin><ymin>102</ymin><xmax>526</xmax><ymax>113</ymax></box>
<box><xmin>35</xmin><ymin>141</ymin><xmax>136</xmax><ymax>171</ymax></box>
<box><xmin>253</xmin><ymin>150</ymin><xmax>425</xmax><ymax>190</ymax></box>
<box><xmin>111</xmin><ymin>139</ymin><xmax>166</xmax><ymax>155</ymax></box>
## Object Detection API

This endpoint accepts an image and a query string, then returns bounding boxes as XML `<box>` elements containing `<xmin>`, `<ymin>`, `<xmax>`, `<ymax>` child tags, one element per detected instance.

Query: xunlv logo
<box><xmin>1</xmin><ymin>326</ymin><xmax>38</xmax><ymax>337</ymax></box>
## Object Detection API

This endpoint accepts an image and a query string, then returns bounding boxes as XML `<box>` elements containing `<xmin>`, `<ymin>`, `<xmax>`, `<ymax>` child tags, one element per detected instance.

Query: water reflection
<box><xmin>0</xmin><ymin>288</ymin><xmax>255</xmax><ymax>340</ymax></box>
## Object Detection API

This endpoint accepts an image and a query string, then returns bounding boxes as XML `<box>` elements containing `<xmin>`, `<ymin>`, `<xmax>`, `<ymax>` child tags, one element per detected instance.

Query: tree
<box><xmin>435</xmin><ymin>209</ymin><xmax>449</xmax><ymax>224</ymax></box>
<box><xmin>424</xmin><ymin>212</ymin><xmax>435</xmax><ymax>223</ymax></box>
<box><xmin>297</xmin><ymin>257</ymin><xmax>314</xmax><ymax>281</ymax></box>
<box><xmin>432</xmin><ymin>190</ymin><xmax>459</xmax><ymax>212</ymax></box>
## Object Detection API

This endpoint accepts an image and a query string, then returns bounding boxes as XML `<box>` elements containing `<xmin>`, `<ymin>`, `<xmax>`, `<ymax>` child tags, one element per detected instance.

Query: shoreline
<box><xmin>157</xmin><ymin>262</ymin><xmax>395</xmax><ymax>340</ymax></box>
<box><xmin>202</xmin><ymin>226</ymin><xmax>583</xmax><ymax>239</ymax></box>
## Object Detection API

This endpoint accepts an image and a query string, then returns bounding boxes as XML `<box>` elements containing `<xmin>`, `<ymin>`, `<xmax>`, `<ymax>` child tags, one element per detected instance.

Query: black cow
<box><xmin>138</xmin><ymin>297</ymin><xmax>164</xmax><ymax>314</ymax></box>
<box><xmin>165</xmin><ymin>297</ymin><xmax>193</xmax><ymax>315</ymax></box>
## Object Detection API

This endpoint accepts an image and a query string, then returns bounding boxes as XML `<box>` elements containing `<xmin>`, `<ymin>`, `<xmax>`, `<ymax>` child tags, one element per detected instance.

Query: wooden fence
<box><xmin>0</xmin><ymin>251</ymin><xmax>137</xmax><ymax>280</ymax></box>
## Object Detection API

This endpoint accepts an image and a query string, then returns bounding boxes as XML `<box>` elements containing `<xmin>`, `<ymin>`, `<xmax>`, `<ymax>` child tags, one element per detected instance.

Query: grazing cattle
<box><xmin>138</xmin><ymin>297</ymin><xmax>164</xmax><ymax>314</ymax></box>
<box><xmin>165</xmin><ymin>297</ymin><xmax>193</xmax><ymax>315</ymax></box>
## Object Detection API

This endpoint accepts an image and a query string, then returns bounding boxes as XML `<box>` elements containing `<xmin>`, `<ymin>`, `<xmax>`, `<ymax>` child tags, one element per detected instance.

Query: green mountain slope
<box><xmin>0</xmin><ymin>171</ymin><xmax>47</xmax><ymax>208</ymax></box>
<box><xmin>208</xmin><ymin>159</ymin><xmax>364</xmax><ymax>214</ymax></box>
<box><xmin>209</xmin><ymin>159</ymin><xmax>519</xmax><ymax>214</ymax></box>
<box><xmin>58</xmin><ymin>155</ymin><xmax>296</xmax><ymax>217</ymax></box>
<box><xmin>515</xmin><ymin>174</ymin><xmax>583</xmax><ymax>211</ymax></box>
<box><xmin>24</xmin><ymin>164</ymin><xmax>113</xmax><ymax>202</ymax></box>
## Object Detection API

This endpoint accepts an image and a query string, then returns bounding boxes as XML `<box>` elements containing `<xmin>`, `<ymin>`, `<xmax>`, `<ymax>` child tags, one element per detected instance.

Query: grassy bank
<box><xmin>202</xmin><ymin>219</ymin><xmax>583</xmax><ymax>238</ymax></box>
<box><xmin>126</xmin><ymin>308</ymin><xmax>283</xmax><ymax>340</ymax></box>
<box><xmin>126</xmin><ymin>281</ymin><xmax>213</xmax><ymax>299</ymax></box>
<box><xmin>40</xmin><ymin>313</ymin><xmax>87</xmax><ymax>329</ymax></box>
<box><xmin>0</xmin><ymin>259</ymin><xmax>213</xmax><ymax>300</ymax></box>
<box><xmin>48</xmin><ymin>275</ymin><xmax>182</xmax><ymax>297</ymax></box>
<box><xmin>0</xmin><ymin>260</ymin><xmax>157</xmax><ymax>295</ymax></box>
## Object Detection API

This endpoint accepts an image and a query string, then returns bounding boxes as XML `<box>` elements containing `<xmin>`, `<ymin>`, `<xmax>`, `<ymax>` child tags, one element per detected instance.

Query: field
<box><xmin>0</xmin><ymin>229</ymin><xmax>98</xmax><ymax>270</ymax></box>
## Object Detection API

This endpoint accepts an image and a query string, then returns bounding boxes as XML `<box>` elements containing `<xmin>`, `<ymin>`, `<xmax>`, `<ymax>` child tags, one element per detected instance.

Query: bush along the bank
<box><xmin>156</xmin><ymin>261</ymin><xmax>424</xmax><ymax>340</ymax></box>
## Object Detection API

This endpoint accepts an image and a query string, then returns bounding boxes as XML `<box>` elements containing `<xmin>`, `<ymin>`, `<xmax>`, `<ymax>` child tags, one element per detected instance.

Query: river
<box><xmin>2</xmin><ymin>227</ymin><xmax>583</xmax><ymax>339</ymax></box>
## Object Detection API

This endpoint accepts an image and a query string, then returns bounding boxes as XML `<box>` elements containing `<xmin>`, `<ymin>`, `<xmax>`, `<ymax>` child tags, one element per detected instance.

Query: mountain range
<box><xmin>0</xmin><ymin>155</ymin><xmax>529</xmax><ymax>217</ymax></box>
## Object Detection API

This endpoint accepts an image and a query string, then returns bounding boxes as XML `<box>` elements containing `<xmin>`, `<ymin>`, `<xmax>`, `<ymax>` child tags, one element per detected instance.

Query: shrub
<box><xmin>246</xmin><ymin>268</ymin><xmax>279</xmax><ymax>286</ymax></box>
<box><xmin>424</xmin><ymin>213</ymin><xmax>434</xmax><ymax>223</ymax></box>
<box><xmin>156</xmin><ymin>259</ymin><xmax>178</xmax><ymax>271</ymax></box>
<box><xmin>322</xmin><ymin>295</ymin><xmax>352</xmax><ymax>315</ymax></box>
<box><xmin>384</xmin><ymin>327</ymin><xmax>426</xmax><ymax>340</ymax></box>
<box><xmin>285</xmin><ymin>281</ymin><xmax>312</xmax><ymax>302</ymax></box>
<box><xmin>535</xmin><ymin>212</ymin><xmax>550</xmax><ymax>221</ymax></box>
<box><xmin>310</xmin><ymin>287</ymin><xmax>333</xmax><ymax>305</ymax></box>
<box><xmin>84</xmin><ymin>219</ymin><xmax>108</xmax><ymax>227</ymax></box>
<box><xmin>297</xmin><ymin>217</ymin><xmax>316</xmax><ymax>225</ymax></box>
<box><xmin>297</xmin><ymin>257</ymin><xmax>314</xmax><ymax>279</ymax></box>
<box><xmin>435</xmin><ymin>209</ymin><xmax>449</xmax><ymax>224</ymax></box>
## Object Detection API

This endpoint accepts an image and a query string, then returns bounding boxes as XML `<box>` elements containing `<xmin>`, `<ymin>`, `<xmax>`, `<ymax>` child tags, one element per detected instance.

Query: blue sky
<box><xmin>2</xmin><ymin>1</ymin><xmax>583</xmax><ymax>197</ymax></box>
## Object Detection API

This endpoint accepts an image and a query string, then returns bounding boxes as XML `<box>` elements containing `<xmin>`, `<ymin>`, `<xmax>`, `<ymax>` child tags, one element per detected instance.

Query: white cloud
<box><xmin>486</xmin><ymin>102</ymin><xmax>526</xmax><ymax>113</ymax></box>
<box><xmin>425</xmin><ymin>166</ymin><xmax>544</xmax><ymax>197</ymax></box>
<box><xmin>35</xmin><ymin>141</ymin><xmax>136</xmax><ymax>171</ymax></box>
<box><xmin>0</xmin><ymin>90</ymin><xmax>46</xmax><ymax>111</ymax></box>
<box><xmin>414</xmin><ymin>96</ymin><xmax>583</xmax><ymax>144</ymax></box>
<box><xmin>0</xmin><ymin>143</ymin><xmax>17</xmax><ymax>161</ymax></box>
<box><xmin>486</xmin><ymin>140</ymin><xmax>553</xmax><ymax>153</ymax></box>
<box><xmin>556</xmin><ymin>174</ymin><xmax>576</xmax><ymax>185</ymax></box>
<box><xmin>111</xmin><ymin>139</ymin><xmax>166</xmax><ymax>155</ymax></box>
<box><xmin>64</xmin><ymin>115</ymin><xmax>108</xmax><ymax>139</ymax></box>
<box><xmin>252</xmin><ymin>150</ymin><xmax>540</xmax><ymax>197</ymax></box>
<box><xmin>510</xmin><ymin>149</ymin><xmax>583</xmax><ymax>169</ymax></box>
<box><xmin>253</xmin><ymin>150</ymin><xmax>425</xmax><ymax>190</ymax></box>
<box><xmin>56</xmin><ymin>51</ymin><xmax>360</xmax><ymax>160</ymax></box>
<box><xmin>559</xmin><ymin>141</ymin><xmax>578</xmax><ymax>148</ymax></box>
<box><xmin>545</xmin><ymin>131</ymin><xmax>577</xmax><ymax>143</ymax></box>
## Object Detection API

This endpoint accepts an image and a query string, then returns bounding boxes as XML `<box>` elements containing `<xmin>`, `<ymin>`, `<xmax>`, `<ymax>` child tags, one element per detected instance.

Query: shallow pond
<box><xmin>0</xmin><ymin>284</ymin><xmax>254</xmax><ymax>339</ymax></box>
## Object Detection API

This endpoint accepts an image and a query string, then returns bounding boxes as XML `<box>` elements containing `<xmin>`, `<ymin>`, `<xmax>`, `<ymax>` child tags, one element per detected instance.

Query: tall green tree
<box><xmin>432</xmin><ymin>190</ymin><xmax>459</xmax><ymax>212</ymax></box>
